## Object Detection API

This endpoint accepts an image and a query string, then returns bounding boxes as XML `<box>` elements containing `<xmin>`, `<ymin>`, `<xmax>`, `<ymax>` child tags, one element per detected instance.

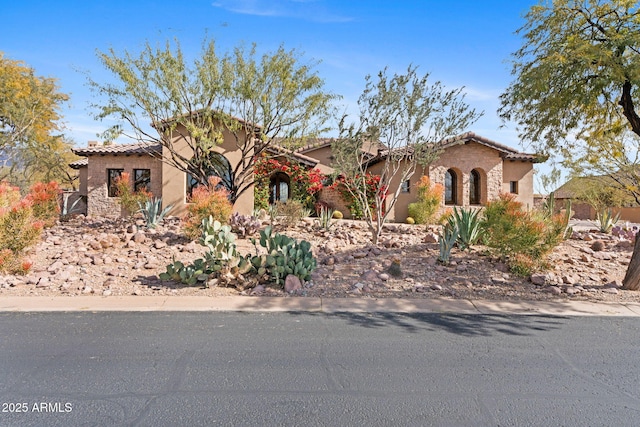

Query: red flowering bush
<box><xmin>254</xmin><ymin>156</ymin><xmax>325</xmax><ymax>210</ymax></box>
<box><xmin>328</xmin><ymin>173</ymin><xmax>386</xmax><ymax>220</ymax></box>
<box><xmin>26</xmin><ymin>181</ymin><xmax>61</xmax><ymax>227</ymax></box>
<box><xmin>0</xmin><ymin>182</ymin><xmax>44</xmax><ymax>274</ymax></box>
<box><xmin>183</xmin><ymin>176</ymin><xmax>233</xmax><ymax>240</ymax></box>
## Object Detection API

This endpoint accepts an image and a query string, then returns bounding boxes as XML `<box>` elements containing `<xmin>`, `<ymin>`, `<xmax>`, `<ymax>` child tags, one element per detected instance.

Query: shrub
<box><xmin>183</xmin><ymin>176</ymin><xmax>233</xmax><ymax>240</ymax></box>
<box><xmin>328</xmin><ymin>173</ymin><xmax>385</xmax><ymax>220</ymax></box>
<box><xmin>254</xmin><ymin>156</ymin><xmax>325</xmax><ymax>210</ymax></box>
<box><xmin>406</xmin><ymin>217</ymin><xmax>415</xmax><ymax>224</ymax></box>
<box><xmin>114</xmin><ymin>172</ymin><xmax>151</xmax><ymax>216</ymax></box>
<box><xmin>407</xmin><ymin>176</ymin><xmax>443</xmax><ymax>224</ymax></box>
<box><xmin>26</xmin><ymin>181</ymin><xmax>60</xmax><ymax>227</ymax></box>
<box><xmin>481</xmin><ymin>193</ymin><xmax>566</xmax><ymax>275</ymax></box>
<box><xmin>0</xmin><ymin>183</ymin><xmax>44</xmax><ymax>274</ymax></box>
<box><xmin>332</xmin><ymin>210</ymin><xmax>343</xmax><ymax>219</ymax></box>
<box><xmin>274</xmin><ymin>200</ymin><xmax>305</xmax><ymax>228</ymax></box>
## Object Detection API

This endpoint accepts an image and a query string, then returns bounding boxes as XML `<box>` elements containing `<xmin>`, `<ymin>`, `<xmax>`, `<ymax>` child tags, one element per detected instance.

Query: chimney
<box><xmin>88</xmin><ymin>140</ymin><xmax>98</xmax><ymax>147</ymax></box>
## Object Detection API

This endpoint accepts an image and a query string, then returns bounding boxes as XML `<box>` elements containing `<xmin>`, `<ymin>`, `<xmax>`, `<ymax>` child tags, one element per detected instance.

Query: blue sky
<box><xmin>2</xmin><ymin>0</ymin><xmax>549</xmax><ymax>186</ymax></box>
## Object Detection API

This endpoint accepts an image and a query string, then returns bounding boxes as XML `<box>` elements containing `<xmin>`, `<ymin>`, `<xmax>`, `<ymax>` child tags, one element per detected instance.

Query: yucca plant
<box><xmin>138</xmin><ymin>197</ymin><xmax>173</xmax><ymax>229</ymax></box>
<box><xmin>596</xmin><ymin>208</ymin><xmax>620</xmax><ymax>234</ymax></box>
<box><xmin>446</xmin><ymin>207</ymin><xmax>482</xmax><ymax>251</ymax></box>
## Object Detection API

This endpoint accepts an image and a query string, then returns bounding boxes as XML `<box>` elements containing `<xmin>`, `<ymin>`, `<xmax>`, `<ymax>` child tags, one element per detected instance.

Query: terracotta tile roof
<box><xmin>68</xmin><ymin>158</ymin><xmax>88</xmax><ymax>169</ymax></box>
<box><xmin>263</xmin><ymin>144</ymin><xmax>319</xmax><ymax>167</ymax></box>
<box><xmin>72</xmin><ymin>143</ymin><xmax>162</xmax><ymax>157</ymax></box>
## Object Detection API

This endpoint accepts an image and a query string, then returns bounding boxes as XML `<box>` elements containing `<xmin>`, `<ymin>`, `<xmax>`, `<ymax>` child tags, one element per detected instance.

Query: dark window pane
<box><xmin>107</xmin><ymin>169</ymin><xmax>124</xmax><ymax>197</ymax></box>
<box><xmin>134</xmin><ymin>169</ymin><xmax>151</xmax><ymax>192</ymax></box>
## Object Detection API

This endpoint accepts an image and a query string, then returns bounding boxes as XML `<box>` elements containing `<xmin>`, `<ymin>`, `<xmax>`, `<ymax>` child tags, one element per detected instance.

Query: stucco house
<box><xmin>297</xmin><ymin>132</ymin><xmax>542</xmax><ymax>222</ymax></box>
<box><xmin>71</xmin><ymin>128</ymin><xmax>541</xmax><ymax>222</ymax></box>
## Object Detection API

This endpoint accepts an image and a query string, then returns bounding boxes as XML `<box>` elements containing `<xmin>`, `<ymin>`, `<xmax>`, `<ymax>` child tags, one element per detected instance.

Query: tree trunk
<box><xmin>623</xmin><ymin>235</ymin><xmax>640</xmax><ymax>290</ymax></box>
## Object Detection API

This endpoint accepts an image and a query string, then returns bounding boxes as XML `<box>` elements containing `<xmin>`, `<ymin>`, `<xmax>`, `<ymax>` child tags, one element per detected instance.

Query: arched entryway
<box><xmin>269</xmin><ymin>172</ymin><xmax>290</xmax><ymax>204</ymax></box>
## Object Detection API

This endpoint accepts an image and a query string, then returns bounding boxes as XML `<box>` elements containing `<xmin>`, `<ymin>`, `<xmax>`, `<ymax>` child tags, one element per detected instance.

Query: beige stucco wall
<box><xmin>301</xmin><ymin>145</ymin><xmax>334</xmax><ymax>168</ymax></box>
<box><xmin>502</xmin><ymin>160</ymin><xmax>535</xmax><ymax>209</ymax></box>
<box><xmin>85</xmin><ymin>154</ymin><xmax>163</xmax><ymax>217</ymax></box>
<box><xmin>161</xmin><ymin>124</ymin><xmax>254</xmax><ymax>216</ymax></box>
<box><xmin>78</xmin><ymin>167</ymin><xmax>88</xmax><ymax>196</ymax></box>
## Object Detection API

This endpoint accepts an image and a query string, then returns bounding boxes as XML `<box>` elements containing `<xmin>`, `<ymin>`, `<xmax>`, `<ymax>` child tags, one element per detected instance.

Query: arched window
<box><xmin>469</xmin><ymin>169</ymin><xmax>481</xmax><ymax>205</ymax></box>
<box><xmin>186</xmin><ymin>152</ymin><xmax>234</xmax><ymax>197</ymax></box>
<box><xmin>269</xmin><ymin>172</ymin><xmax>290</xmax><ymax>204</ymax></box>
<box><xmin>445</xmin><ymin>169</ymin><xmax>457</xmax><ymax>205</ymax></box>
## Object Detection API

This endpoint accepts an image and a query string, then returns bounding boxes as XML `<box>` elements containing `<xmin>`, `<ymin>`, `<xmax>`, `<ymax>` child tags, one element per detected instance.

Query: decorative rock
<box><xmin>82</xmin><ymin>286</ymin><xmax>93</xmax><ymax>294</ymax></box>
<box><xmin>591</xmin><ymin>240</ymin><xmax>605</xmax><ymax>251</ymax></box>
<box><xmin>491</xmin><ymin>277</ymin><xmax>507</xmax><ymax>284</ymax></box>
<box><xmin>154</xmin><ymin>240</ymin><xmax>167</xmax><ymax>249</ymax></box>
<box><xmin>126</xmin><ymin>224</ymin><xmax>137</xmax><ymax>234</ymax></box>
<box><xmin>565</xmin><ymin>287</ymin><xmax>580</xmax><ymax>295</ymax></box>
<box><xmin>132</xmin><ymin>232</ymin><xmax>146</xmax><ymax>243</ymax></box>
<box><xmin>602</xmin><ymin>287</ymin><xmax>619</xmax><ymax>294</ymax></box>
<box><xmin>604</xmin><ymin>280</ymin><xmax>623</xmax><ymax>289</ymax></box>
<box><xmin>530</xmin><ymin>273</ymin><xmax>548</xmax><ymax>286</ymax></box>
<box><xmin>252</xmin><ymin>284</ymin><xmax>265</xmax><ymax>295</ymax></box>
<box><xmin>88</xmin><ymin>241</ymin><xmax>102</xmax><ymax>251</ymax></box>
<box><xmin>378</xmin><ymin>273</ymin><xmax>390</xmax><ymax>281</ymax></box>
<box><xmin>547</xmin><ymin>286</ymin><xmax>562</xmax><ymax>295</ymax></box>
<box><xmin>562</xmin><ymin>274</ymin><xmax>577</xmax><ymax>285</ymax></box>
<box><xmin>424</xmin><ymin>233</ymin><xmax>439</xmax><ymax>244</ymax></box>
<box><xmin>102</xmin><ymin>289</ymin><xmax>112</xmax><ymax>296</ymax></box>
<box><xmin>360</xmin><ymin>270</ymin><xmax>379</xmax><ymax>282</ymax></box>
<box><xmin>47</xmin><ymin>261</ymin><xmax>64</xmax><ymax>273</ymax></box>
<box><xmin>430</xmin><ymin>283</ymin><xmax>443</xmax><ymax>291</ymax></box>
<box><xmin>353</xmin><ymin>251</ymin><xmax>367</xmax><ymax>259</ymax></box>
<box><xmin>284</xmin><ymin>275</ymin><xmax>302</xmax><ymax>293</ymax></box>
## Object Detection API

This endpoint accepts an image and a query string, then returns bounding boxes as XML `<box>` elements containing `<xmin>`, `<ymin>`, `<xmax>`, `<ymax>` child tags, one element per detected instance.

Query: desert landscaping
<box><xmin>1</xmin><ymin>214</ymin><xmax>637</xmax><ymax>305</ymax></box>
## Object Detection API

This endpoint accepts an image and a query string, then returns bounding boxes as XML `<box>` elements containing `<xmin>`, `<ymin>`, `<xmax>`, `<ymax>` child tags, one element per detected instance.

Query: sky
<box><xmin>1</xmin><ymin>0</ymin><xmax>552</xmax><ymax>189</ymax></box>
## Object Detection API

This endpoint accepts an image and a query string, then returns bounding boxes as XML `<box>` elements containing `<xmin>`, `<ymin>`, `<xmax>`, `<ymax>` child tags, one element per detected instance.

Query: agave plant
<box><xmin>317</xmin><ymin>206</ymin><xmax>336</xmax><ymax>230</ymax></box>
<box><xmin>446</xmin><ymin>207</ymin><xmax>482</xmax><ymax>251</ymax></box>
<box><xmin>438</xmin><ymin>223</ymin><xmax>459</xmax><ymax>265</ymax></box>
<box><xmin>138</xmin><ymin>197</ymin><xmax>173</xmax><ymax>229</ymax></box>
<box><xmin>596</xmin><ymin>208</ymin><xmax>620</xmax><ymax>234</ymax></box>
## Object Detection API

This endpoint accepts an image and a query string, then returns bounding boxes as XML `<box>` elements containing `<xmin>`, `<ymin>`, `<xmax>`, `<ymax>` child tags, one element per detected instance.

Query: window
<box><xmin>445</xmin><ymin>169</ymin><xmax>457</xmax><ymax>205</ymax></box>
<box><xmin>401</xmin><ymin>179</ymin><xmax>410</xmax><ymax>193</ymax></box>
<box><xmin>469</xmin><ymin>169</ymin><xmax>481</xmax><ymax>205</ymax></box>
<box><xmin>186</xmin><ymin>153</ymin><xmax>234</xmax><ymax>198</ymax></box>
<box><xmin>107</xmin><ymin>169</ymin><xmax>124</xmax><ymax>197</ymax></box>
<box><xmin>134</xmin><ymin>169</ymin><xmax>151</xmax><ymax>192</ymax></box>
<box><xmin>269</xmin><ymin>172</ymin><xmax>290</xmax><ymax>204</ymax></box>
<box><xmin>510</xmin><ymin>181</ymin><xmax>519</xmax><ymax>194</ymax></box>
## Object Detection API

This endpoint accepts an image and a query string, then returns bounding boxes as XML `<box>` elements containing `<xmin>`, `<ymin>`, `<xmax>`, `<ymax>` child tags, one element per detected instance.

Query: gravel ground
<box><xmin>1</xmin><ymin>216</ymin><xmax>638</xmax><ymax>304</ymax></box>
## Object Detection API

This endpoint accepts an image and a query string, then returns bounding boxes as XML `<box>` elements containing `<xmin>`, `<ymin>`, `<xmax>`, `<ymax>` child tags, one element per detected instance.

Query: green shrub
<box><xmin>407</xmin><ymin>176</ymin><xmax>443</xmax><ymax>224</ymax></box>
<box><xmin>332</xmin><ymin>210</ymin><xmax>343</xmax><ymax>219</ymax></box>
<box><xmin>183</xmin><ymin>176</ymin><xmax>233</xmax><ymax>240</ymax></box>
<box><xmin>481</xmin><ymin>193</ymin><xmax>566</xmax><ymax>275</ymax></box>
<box><xmin>405</xmin><ymin>216</ymin><xmax>415</xmax><ymax>224</ymax></box>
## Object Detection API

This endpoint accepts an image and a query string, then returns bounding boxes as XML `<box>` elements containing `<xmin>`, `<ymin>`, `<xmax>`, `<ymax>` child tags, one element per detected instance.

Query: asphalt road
<box><xmin>1</xmin><ymin>312</ymin><xmax>639</xmax><ymax>426</ymax></box>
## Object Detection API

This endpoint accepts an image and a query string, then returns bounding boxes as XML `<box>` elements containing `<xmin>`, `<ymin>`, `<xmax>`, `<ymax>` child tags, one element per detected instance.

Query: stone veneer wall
<box><xmin>86</xmin><ymin>154</ymin><xmax>163</xmax><ymax>217</ymax></box>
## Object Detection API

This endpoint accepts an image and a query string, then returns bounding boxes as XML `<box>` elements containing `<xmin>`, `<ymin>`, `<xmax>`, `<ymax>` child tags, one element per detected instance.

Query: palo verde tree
<box><xmin>333</xmin><ymin>65</ymin><xmax>481</xmax><ymax>244</ymax></box>
<box><xmin>499</xmin><ymin>0</ymin><xmax>640</xmax><ymax>290</ymax></box>
<box><xmin>0</xmin><ymin>52</ymin><xmax>77</xmax><ymax>190</ymax></box>
<box><xmin>89</xmin><ymin>38</ymin><xmax>337</xmax><ymax>203</ymax></box>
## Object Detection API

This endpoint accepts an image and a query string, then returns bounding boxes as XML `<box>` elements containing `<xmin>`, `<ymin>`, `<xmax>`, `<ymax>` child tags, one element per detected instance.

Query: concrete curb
<box><xmin>1</xmin><ymin>296</ymin><xmax>639</xmax><ymax>316</ymax></box>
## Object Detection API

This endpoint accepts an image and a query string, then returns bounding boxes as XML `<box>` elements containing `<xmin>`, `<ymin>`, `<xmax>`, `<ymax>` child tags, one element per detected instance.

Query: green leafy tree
<box><xmin>499</xmin><ymin>0</ymin><xmax>640</xmax><ymax>290</ymax></box>
<box><xmin>89</xmin><ymin>38</ymin><xmax>338</xmax><ymax>203</ymax></box>
<box><xmin>333</xmin><ymin>65</ymin><xmax>480</xmax><ymax>244</ymax></box>
<box><xmin>0</xmin><ymin>52</ymin><xmax>77</xmax><ymax>190</ymax></box>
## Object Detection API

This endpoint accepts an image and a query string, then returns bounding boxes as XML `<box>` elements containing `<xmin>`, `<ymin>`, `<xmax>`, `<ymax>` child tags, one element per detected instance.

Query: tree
<box><xmin>89</xmin><ymin>39</ymin><xmax>338</xmax><ymax>203</ymax></box>
<box><xmin>333</xmin><ymin>66</ymin><xmax>481</xmax><ymax>244</ymax></box>
<box><xmin>0</xmin><ymin>52</ymin><xmax>76</xmax><ymax>190</ymax></box>
<box><xmin>499</xmin><ymin>0</ymin><xmax>640</xmax><ymax>290</ymax></box>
